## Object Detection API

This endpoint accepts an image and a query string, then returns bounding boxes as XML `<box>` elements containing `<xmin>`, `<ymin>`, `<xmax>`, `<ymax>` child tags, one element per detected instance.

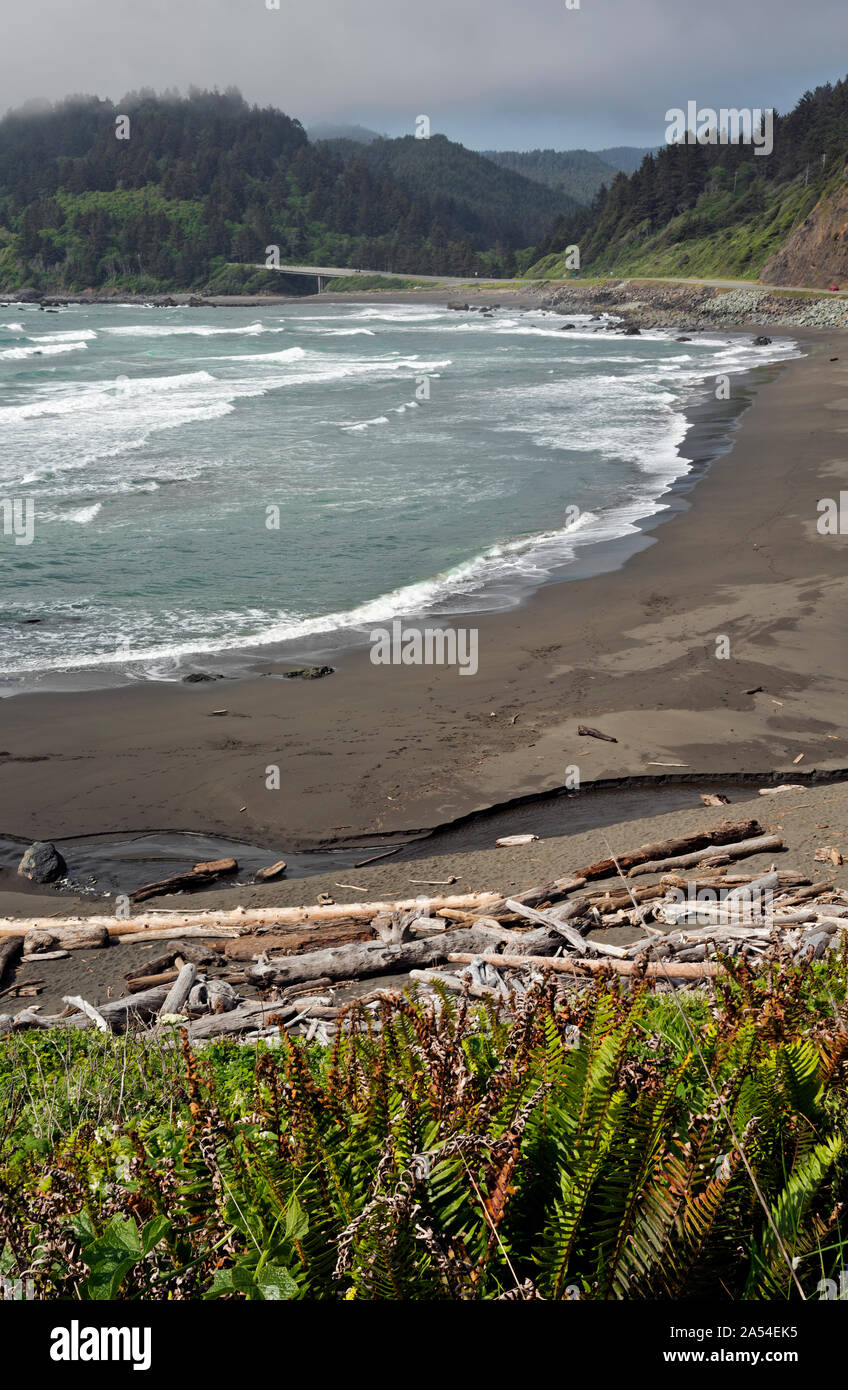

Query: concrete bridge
<box><xmin>241</xmin><ymin>263</ymin><xmax>501</xmax><ymax>291</ymax></box>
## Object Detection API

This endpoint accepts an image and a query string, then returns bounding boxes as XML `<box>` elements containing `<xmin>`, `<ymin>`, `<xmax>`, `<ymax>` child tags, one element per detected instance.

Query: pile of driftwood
<box><xmin>1</xmin><ymin>818</ymin><xmax>846</xmax><ymax>1043</ymax></box>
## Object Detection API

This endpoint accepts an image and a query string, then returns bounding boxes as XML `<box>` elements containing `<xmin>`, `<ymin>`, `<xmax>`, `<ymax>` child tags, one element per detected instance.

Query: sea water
<box><xmin>0</xmin><ymin>299</ymin><xmax>799</xmax><ymax>687</ymax></box>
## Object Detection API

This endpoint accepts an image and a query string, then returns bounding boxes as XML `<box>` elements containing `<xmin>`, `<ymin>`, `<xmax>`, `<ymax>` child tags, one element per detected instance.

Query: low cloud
<box><xmin>1</xmin><ymin>0</ymin><xmax>845</xmax><ymax>148</ymax></box>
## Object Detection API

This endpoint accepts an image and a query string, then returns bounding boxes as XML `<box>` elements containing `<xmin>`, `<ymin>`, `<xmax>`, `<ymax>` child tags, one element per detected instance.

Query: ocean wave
<box><xmin>303</xmin><ymin>327</ymin><xmax>377</xmax><ymax>336</ymax></box>
<box><xmin>100</xmin><ymin>320</ymin><xmax>278</xmax><ymax>338</ymax></box>
<box><xmin>67</xmin><ymin>502</ymin><xmax>102</xmax><ymax>525</ymax></box>
<box><xmin>297</xmin><ymin>306</ymin><xmax>445</xmax><ymax>323</ymax></box>
<box><xmin>0</xmin><ymin>505</ymin><xmax>658</xmax><ymax>676</ymax></box>
<box><xmin>1</xmin><ymin>303</ymin><xmax>802</xmax><ymax>680</ymax></box>
<box><xmin>342</xmin><ymin>414</ymin><xmax>390</xmax><ymax>432</ymax></box>
<box><xmin>0</xmin><ymin>370</ymin><xmax>220</xmax><ymax>421</ymax></box>
<box><xmin>26</xmin><ymin>329</ymin><xmax>98</xmax><ymax>344</ymax></box>
<box><xmin>211</xmin><ymin>345</ymin><xmax>307</xmax><ymax>364</ymax></box>
<box><xmin>0</xmin><ymin>341</ymin><xmax>88</xmax><ymax>361</ymax></box>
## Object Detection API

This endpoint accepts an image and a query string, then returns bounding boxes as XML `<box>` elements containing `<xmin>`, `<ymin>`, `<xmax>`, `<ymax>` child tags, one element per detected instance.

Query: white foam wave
<box><xmin>0</xmin><ymin>341</ymin><xmax>88</xmax><ymax>361</ymax></box>
<box><xmin>1</xmin><ymin>304</ymin><xmax>802</xmax><ymax>678</ymax></box>
<box><xmin>0</xmin><ymin>506</ymin><xmax>654</xmax><ymax>675</ymax></box>
<box><xmin>27</xmin><ymin>329</ymin><xmax>98</xmax><ymax>344</ymax></box>
<box><xmin>305</xmin><ymin>327</ymin><xmax>376</xmax><ymax>336</ymax></box>
<box><xmin>67</xmin><ymin>502</ymin><xmax>102</xmax><ymax>524</ymax></box>
<box><xmin>342</xmin><ymin>415</ymin><xmax>390</xmax><ymax>432</ymax></box>
<box><xmin>0</xmin><ymin>370</ymin><xmax>219</xmax><ymax>422</ymax></box>
<box><xmin>100</xmin><ymin>320</ymin><xmax>277</xmax><ymax>338</ymax></box>
<box><xmin>212</xmin><ymin>345</ymin><xmax>307</xmax><ymax>364</ymax></box>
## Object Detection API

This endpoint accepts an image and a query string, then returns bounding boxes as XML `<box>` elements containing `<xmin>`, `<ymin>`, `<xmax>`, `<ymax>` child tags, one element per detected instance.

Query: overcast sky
<box><xmin>1</xmin><ymin>0</ymin><xmax>846</xmax><ymax>150</ymax></box>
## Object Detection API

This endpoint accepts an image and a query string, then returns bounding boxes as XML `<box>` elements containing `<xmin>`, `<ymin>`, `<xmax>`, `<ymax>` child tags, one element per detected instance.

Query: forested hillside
<box><xmin>313</xmin><ymin>133</ymin><xmax>578</xmax><ymax>259</ymax></box>
<box><xmin>0</xmin><ymin>90</ymin><xmax>559</xmax><ymax>293</ymax></box>
<box><xmin>531</xmin><ymin>80</ymin><xmax>848</xmax><ymax>285</ymax></box>
<box><xmin>480</xmin><ymin>148</ymin><xmax>617</xmax><ymax>205</ymax></box>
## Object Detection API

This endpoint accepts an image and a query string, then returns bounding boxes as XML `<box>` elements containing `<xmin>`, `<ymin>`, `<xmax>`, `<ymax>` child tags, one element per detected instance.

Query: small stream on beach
<box><xmin>5</xmin><ymin>772</ymin><xmax>843</xmax><ymax>894</ymax></box>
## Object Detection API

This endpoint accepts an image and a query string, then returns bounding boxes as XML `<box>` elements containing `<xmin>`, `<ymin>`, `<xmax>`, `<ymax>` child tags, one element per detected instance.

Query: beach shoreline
<box><xmin>2</xmin><ymin>321</ymin><xmax>847</xmax><ymax>876</ymax></box>
<box><xmin>0</xmin><ymin>331</ymin><xmax>795</xmax><ymax>699</ymax></box>
<box><xmin>0</xmin><ymin>303</ymin><xmax>800</xmax><ymax>700</ymax></box>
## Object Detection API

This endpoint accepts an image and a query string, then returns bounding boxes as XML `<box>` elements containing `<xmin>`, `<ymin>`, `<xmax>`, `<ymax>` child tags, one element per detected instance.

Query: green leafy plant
<box><xmin>1</xmin><ymin>953</ymin><xmax>847</xmax><ymax>1300</ymax></box>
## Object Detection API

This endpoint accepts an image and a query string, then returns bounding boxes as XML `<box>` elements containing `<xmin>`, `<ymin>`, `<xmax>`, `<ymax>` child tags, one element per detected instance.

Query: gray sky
<box><xmin>1</xmin><ymin>0</ymin><xmax>846</xmax><ymax>149</ymax></box>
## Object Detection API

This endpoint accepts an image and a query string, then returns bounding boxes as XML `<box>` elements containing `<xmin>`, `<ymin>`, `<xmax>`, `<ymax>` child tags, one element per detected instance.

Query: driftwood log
<box><xmin>628</xmin><ymin>834</ymin><xmax>783</xmax><ymax>878</ymax></box>
<box><xmin>447</xmin><ymin>950</ymin><xmax>720</xmax><ymax>980</ymax></box>
<box><xmin>221</xmin><ymin>920</ymin><xmax>373</xmax><ymax>959</ymax></box>
<box><xmin>0</xmin><ymin>937</ymin><xmax>22</xmax><ymax>989</ymax></box>
<box><xmin>63</xmin><ymin>995</ymin><xmax>110</xmax><ymax>1033</ymax></box>
<box><xmin>186</xmin><ymin>998</ymin><xmax>297</xmax><ymax>1041</ymax></box>
<box><xmin>482</xmin><ymin>877</ymin><xmax>586</xmax><ymax>917</ymax></box>
<box><xmin>130</xmin><ymin>858</ymin><xmax>238</xmax><ymax>904</ymax></box>
<box><xmin>578</xmin><ymin>725</ymin><xmax>618</xmax><ymax>743</ymax></box>
<box><xmin>503</xmin><ymin>900</ymin><xmax>589</xmax><ymax>954</ymax></box>
<box><xmin>23</xmin><ymin>925</ymin><xmax>108</xmax><ymax>955</ymax></box>
<box><xmin>246</xmin><ymin>926</ymin><xmax>497</xmax><ymax>990</ymax></box>
<box><xmin>29</xmin><ymin>984</ymin><xmax>172</xmax><ymax>1033</ymax></box>
<box><xmin>409</xmin><ymin>968</ymin><xmax>500</xmax><ymax>999</ymax></box>
<box><xmin>0</xmin><ymin>893</ymin><xmax>501</xmax><ymax>938</ymax></box>
<box><xmin>573</xmin><ymin>820</ymin><xmax>762</xmax><ymax>881</ymax></box>
<box><xmin>126</xmin><ymin>969</ymin><xmax>180</xmax><ymax>994</ymax></box>
<box><xmin>159</xmin><ymin>963</ymin><xmax>197</xmax><ymax>1017</ymax></box>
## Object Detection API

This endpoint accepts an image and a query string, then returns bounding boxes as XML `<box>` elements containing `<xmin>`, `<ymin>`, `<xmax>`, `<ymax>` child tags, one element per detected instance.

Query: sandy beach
<box><xmin>2</xmin><ymin>316</ymin><xmax>847</xmax><ymax>867</ymax></box>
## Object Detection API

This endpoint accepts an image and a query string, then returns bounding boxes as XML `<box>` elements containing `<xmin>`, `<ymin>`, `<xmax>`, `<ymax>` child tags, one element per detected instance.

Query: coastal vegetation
<box><xmin>2</xmin><ymin>953</ymin><xmax>847</xmax><ymax>1300</ymax></box>
<box><xmin>0</xmin><ymin>90</ymin><xmax>566</xmax><ymax>293</ymax></box>
<box><xmin>531</xmin><ymin>77</ymin><xmax>848</xmax><ymax>284</ymax></box>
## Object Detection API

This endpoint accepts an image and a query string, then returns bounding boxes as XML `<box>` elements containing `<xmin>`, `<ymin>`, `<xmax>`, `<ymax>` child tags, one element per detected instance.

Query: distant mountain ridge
<box><xmin>307</xmin><ymin>122</ymin><xmax>383</xmax><ymax>144</ymax></box>
<box><xmin>594</xmin><ymin>146</ymin><xmax>660</xmax><ymax>175</ymax></box>
<box><xmin>481</xmin><ymin>146</ymin><xmax>660</xmax><ymax>205</ymax></box>
<box><xmin>314</xmin><ymin>133</ymin><xmax>581</xmax><ymax>250</ymax></box>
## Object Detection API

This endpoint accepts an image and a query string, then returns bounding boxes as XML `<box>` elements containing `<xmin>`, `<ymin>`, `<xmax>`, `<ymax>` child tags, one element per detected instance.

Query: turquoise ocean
<box><xmin>0</xmin><ymin>299</ymin><xmax>799</xmax><ymax>687</ymax></box>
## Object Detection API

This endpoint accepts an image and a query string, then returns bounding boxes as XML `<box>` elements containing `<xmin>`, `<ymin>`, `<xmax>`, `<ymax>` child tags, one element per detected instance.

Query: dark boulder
<box><xmin>753</xmin><ymin>335</ymin><xmax>772</xmax><ymax>346</ymax></box>
<box><xmin>17</xmin><ymin>841</ymin><xmax>67</xmax><ymax>884</ymax></box>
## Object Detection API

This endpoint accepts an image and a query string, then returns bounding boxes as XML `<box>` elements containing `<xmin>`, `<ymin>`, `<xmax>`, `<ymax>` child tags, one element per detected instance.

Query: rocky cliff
<box><xmin>762</xmin><ymin>180</ymin><xmax>848</xmax><ymax>286</ymax></box>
